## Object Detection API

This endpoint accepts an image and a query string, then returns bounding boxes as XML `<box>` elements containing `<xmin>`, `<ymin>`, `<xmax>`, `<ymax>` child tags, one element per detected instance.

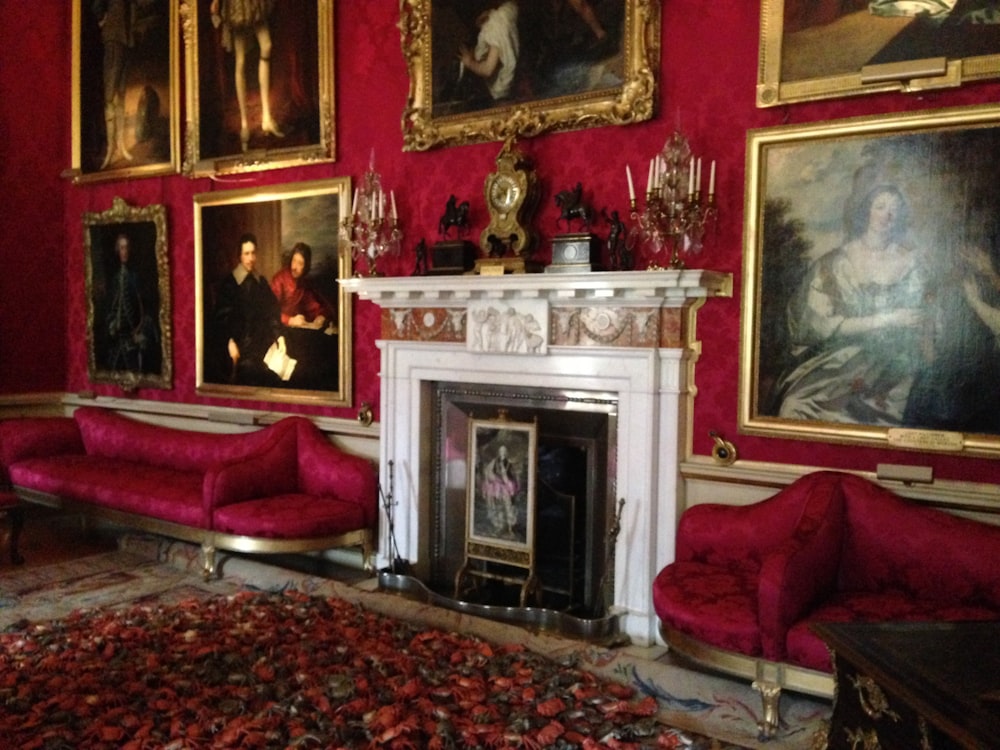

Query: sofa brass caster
<box><xmin>201</xmin><ymin>543</ymin><xmax>217</xmax><ymax>581</ymax></box>
<box><xmin>752</xmin><ymin>679</ymin><xmax>782</xmax><ymax>739</ymax></box>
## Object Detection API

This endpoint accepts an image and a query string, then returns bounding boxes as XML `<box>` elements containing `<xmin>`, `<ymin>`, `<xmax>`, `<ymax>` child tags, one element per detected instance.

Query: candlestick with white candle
<box><xmin>625</xmin><ymin>128</ymin><xmax>719</xmax><ymax>269</ymax></box>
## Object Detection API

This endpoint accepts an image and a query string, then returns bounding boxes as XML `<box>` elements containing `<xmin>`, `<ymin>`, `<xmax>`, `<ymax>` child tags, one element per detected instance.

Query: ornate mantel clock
<box><xmin>478</xmin><ymin>139</ymin><xmax>540</xmax><ymax>274</ymax></box>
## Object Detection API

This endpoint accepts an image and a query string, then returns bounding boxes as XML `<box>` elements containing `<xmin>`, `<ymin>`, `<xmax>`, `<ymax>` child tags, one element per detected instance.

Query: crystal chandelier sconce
<box><xmin>626</xmin><ymin>131</ymin><xmax>717</xmax><ymax>269</ymax></box>
<box><xmin>341</xmin><ymin>153</ymin><xmax>401</xmax><ymax>276</ymax></box>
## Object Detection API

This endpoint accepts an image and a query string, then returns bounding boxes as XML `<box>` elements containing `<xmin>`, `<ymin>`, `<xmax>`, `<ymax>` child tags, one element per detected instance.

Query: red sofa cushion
<box><xmin>8</xmin><ymin>456</ymin><xmax>206</xmax><ymax>527</ymax></box>
<box><xmin>787</xmin><ymin>592</ymin><xmax>1000</xmax><ymax>672</ymax></box>
<box><xmin>213</xmin><ymin>494</ymin><xmax>370</xmax><ymax>539</ymax></box>
<box><xmin>653</xmin><ymin>560</ymin><xmax>762</xmax><ymax>656</ymax></box>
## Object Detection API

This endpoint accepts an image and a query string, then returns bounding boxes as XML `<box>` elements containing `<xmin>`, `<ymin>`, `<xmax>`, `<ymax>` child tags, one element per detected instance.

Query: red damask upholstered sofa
<box><xmin>0</xmin><ymin>407</ymin><xmax>377</xmax><ymax>576</ymax></box>
<box><xmin>653</xmin><ymin>470</ymin><xmax>1000</xmax><ymax>735</ymax></box>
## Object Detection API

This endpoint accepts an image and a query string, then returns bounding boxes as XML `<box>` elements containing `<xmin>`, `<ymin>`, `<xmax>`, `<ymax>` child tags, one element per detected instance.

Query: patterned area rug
<box><xmin>0</xmin><ymin>552</ymin><xmax>233</xmax><ymax>627</ymax></box>
<box><xmin>2</xmin><ymin>589</ymin><xmax>708</xmax><ymax>749</ymax></box>
<box><xmin>0</xmin><ymin>536</ymin><xmax>830</xmax><ymax>749</ymax></box>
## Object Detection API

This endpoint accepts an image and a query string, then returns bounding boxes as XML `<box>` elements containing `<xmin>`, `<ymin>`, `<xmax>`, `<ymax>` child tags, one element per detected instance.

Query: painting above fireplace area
<box><xmin>433</xmin><ymin>383</ymin><xmax>616</xmax><ymax>619</ymax></box>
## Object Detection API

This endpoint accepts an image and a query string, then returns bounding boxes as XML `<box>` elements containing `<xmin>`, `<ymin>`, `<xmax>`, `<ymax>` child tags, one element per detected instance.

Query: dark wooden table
<box><xmin>814</xmin><ymin>621</ymin><xmax>1000</xmax><ymax>749</ymax></box>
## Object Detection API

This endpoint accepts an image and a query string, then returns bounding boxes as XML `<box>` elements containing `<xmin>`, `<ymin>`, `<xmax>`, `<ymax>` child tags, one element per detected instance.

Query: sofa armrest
<box><xmin>0</xmin><ymin>417</ymin><xmax>84</xmax><ymax>475</ymax></box>
<box><xmin>756</xmin><ymin>486</ymin><xmax>846</xmax><ymax>660</ymax></box>
<box><xmin>296</xmin><ymin>421</ymin><xmax>378</xmax><ymax>527</ymax></box>
<box><xmin>676</xmin><ymin>471</ymin><xmax>847</xmax><ymax>569</ymax></box>
<box><xmin>203</xmin><ymin>424</ymin><xmax>299</xmax><ymax>512</ymax></box>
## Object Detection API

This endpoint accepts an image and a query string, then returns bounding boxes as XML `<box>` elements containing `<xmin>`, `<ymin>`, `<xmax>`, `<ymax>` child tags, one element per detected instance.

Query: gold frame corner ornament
<box><xmin>399</xmin><ymin>0</ymin><xmax>660</xmax><ymax>151</ymax></box>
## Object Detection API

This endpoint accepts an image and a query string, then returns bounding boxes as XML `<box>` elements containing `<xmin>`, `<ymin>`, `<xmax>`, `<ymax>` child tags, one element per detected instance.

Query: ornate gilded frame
<box><xmin>465</xmin><ymin>413</ymin><xmax>537</xmax><ymax>553</ymax></box>
<box><xmin>180</xmin><ymin>0</ymin><xmax>335</xmax><ymax>176</ymax></box>
<box><xmin>69</xmin><ymin>0</ymin><xmax>181</xmax><ymax>183</ymax></box>
<box><xmin>194</xmin><ymin>177</ymin><xmax>353</xmax><ymax>407</ymax></box>
<box><xmin>84</xmin><ymin>197</ymin><xmax>173</xmax><ymax>392</ymax></box>
<box><xmin>741</xmin><ymin>104</ymin><xmax>1000</xmax><ymax>456</ymax></box>
<box><xmin>399</xmin><ymin>0</ymin><xmax>660</xmax><ymax>151</ymax></box>
<box><xmin>758</xmin><ymin>1</ymin><xmax>1000</xmax><ymax>107</ymax></box>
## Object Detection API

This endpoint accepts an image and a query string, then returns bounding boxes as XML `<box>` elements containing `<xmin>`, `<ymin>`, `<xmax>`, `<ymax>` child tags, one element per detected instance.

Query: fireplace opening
<box><xmin>428</xmin><ymin>382</ymin><xmax>617</xmax><ymax>619</ymax></box>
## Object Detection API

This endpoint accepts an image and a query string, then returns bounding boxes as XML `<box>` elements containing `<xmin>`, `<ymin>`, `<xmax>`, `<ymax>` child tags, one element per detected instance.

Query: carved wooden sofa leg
<box><xmin>752</xmin><ymin>679</ymin><xmax>782</xmax><ymax>738</ymax></box>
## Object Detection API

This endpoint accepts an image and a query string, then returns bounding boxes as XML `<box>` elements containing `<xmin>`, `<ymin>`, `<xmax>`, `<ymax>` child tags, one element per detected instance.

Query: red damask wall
<box><xmin>2</xmin><ymin>3</ymin><xmax>998</xmax><ymax>483</ymax></box>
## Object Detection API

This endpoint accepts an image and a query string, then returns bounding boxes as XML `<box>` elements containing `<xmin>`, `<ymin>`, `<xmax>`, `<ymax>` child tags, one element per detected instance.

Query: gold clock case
<box><xmin>481</xmin><ymin>141</ymin><xmax>539</xmax><ymax>258</ymax></box>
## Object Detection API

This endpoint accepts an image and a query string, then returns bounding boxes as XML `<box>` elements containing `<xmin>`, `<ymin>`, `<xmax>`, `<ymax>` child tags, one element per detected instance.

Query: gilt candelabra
<box><xmin>340</xmin><ymin>152</ymin><xmax>401</xmax><ymax>276</ymax></box>
<box><xmin>626</xmin><ymin>131</ymin><xmax>717</xmax><ymax>269</ymax></box>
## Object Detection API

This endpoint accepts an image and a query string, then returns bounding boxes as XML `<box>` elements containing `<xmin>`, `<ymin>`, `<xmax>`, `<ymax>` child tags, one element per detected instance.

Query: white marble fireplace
<box><xmin>344</xmin><ymin>270</ymin><xmax>731</xmax><ymax>645</ymax></box>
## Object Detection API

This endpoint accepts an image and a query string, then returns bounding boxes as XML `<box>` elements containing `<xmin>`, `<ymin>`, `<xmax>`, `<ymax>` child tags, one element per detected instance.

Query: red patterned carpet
<box><xmin>1</xmin><ymin>590</ymin><xmax>720</xmax><ymax>749</ymax></box>
<box><xmin>0</xmin><ymin>520</ymin><xmax>829</xmax><ymax>748</ymax></box>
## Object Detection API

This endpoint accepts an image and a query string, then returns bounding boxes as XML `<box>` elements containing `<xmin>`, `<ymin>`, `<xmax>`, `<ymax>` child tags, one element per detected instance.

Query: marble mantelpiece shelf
<box><xmin>341</xmin><ymin>269</ymin><xmax>732</xmax><ymax>307</ymax></box>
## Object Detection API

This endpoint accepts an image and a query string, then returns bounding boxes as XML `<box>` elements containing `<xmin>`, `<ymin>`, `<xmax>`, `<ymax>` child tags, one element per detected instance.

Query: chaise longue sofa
<box><xmin>652</xmin><ymin>470</ymin><xmax>1000</xmax><ymax>736</ymax></box>
<box><xmin>0</xmin><ymin>406</ymin><xmax>378</xmax><ymax>577</ymax></box>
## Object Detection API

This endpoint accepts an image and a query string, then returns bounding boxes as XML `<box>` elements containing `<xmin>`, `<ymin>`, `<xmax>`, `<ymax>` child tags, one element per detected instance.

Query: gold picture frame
<box><xmin>399</xmin><ymin>0</ymin><xmax>659</xmax><ymax>151</ymax></box>
<box><xmin>84</xmin><ymin>197</ymin><xmax>173</xmax><ymax>392</ymax></box>
<box><xmin>466</xmin><ymin>413</ymin><xmax>537</xmax><ymax>553</ymax></box>
<box><xmin>69</xmin><ymin>0</ymin><xmax>181</xmax><ymax>183</ymax></box>
<box><xmin>180</xmin><ymin>0</ymin><xmax>335</xmax><ymax>177</ymax></box>
<box><xmin>741</xmin><ymin>104</ymin><xmax>1000</xmax><ymax>457</ymax></box>
<box><xmin>757</xmin><ymin>1</ymin><xmax>1000</xmax><ymax>107</ymax></box>
<box><xmin>194</xmin><ymin>177</ymin><xmax>352</xmax><ymax>406</ymax></box>
<box><xmin>455</xmin><ymin>412</ymin><xmax>539</xmax><ymax>606</ymax></box>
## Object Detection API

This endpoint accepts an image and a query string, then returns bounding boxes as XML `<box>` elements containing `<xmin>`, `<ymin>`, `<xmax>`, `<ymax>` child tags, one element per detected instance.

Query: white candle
<box><xmin>709</xmin><ymin>160</ymin><xmax>716</xmax><ymax>197</ymax></box>
<box><xmin>696</xmin><ymin>158</ymin><xmax>702</xmax><ymax>194</ymax></box>
<box><xmin>626</xmin><ymin>165</ymin><xmax>635</xmax><ymax>202</ymax></box>
<box><xmin>351</xmin><ymin>188</ymin><xmax>358</xmax><ymax>216</ymax></box>
<box><xmin>390</xmin><ymin>190</ymin><xmax>398</xmax><ymax>221</ymax></box>
<box><xmin>687</xmin><ymin>157</ymin><xmax>694</xmax><ymax>196</ymax></box>
<box><xmin>378</xmin><ymin>189</ymin><xmax>385</xmax><ymax>221</ymax></box>
<box><xmin>646</xmin><ymin>159</ymin><xmax>654</xmax><ymax>196</ymax></box>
